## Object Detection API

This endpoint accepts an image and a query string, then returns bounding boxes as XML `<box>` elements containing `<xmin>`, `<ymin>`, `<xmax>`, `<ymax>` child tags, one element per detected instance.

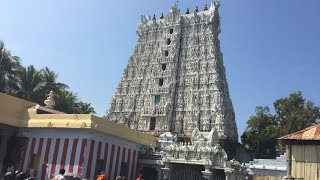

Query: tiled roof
<box><xmin>279</xmin><ymin>123</ymin><xmax>320</xmax><ymax>140</ymax></box>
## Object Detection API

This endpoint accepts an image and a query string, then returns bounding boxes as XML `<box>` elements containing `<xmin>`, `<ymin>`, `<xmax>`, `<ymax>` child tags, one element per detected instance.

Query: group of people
<box><xmin>1</xmin><ymin>170</ymin><xmax>35</xmax><ymax>180</ymax></box>
<box><xmin>2</xmin><ymin>168</ymin><xmax>144</xmax><ymax>180</ymax></box>
<box><xmin>95</xmin><ymin>171</ymin><xmax>144</xmax><ymax>180</ymax></box>
<box><xmin>52</xmin><ymin>169</ymin><xmax>144</xmax><ymax>180</ymax></box>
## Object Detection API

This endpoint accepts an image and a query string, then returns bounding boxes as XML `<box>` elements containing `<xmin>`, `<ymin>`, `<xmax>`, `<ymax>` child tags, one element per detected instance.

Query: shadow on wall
<box><xmin>234</xmin><ymin>143</ymin><xmax>252</xmax><ymax>163</ymax></box>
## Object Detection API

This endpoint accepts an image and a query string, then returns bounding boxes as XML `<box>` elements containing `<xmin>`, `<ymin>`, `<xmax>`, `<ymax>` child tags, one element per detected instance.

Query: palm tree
<box><xmin>7</xmin><ymin>65</ymin><xmax>44</xmax><ymax>103</ymax></box>
<box><xmin>39</xmin><ymin>67</ymin><xmax>69</xmax><ymax>97</ymax></box>
<box><xmin>77</xmin><ymin>101</ymin><xmax>96</xmax><ymax>114</ymax></box>
<box><xmin>0</xmin><ymin>40</ymin><xmax>21</xmax><ymax>92</ymax></box>
<box><xmin>54</xmin><ymin>89</ymin><xmax>79</xmax><ymax>113</ymax></box>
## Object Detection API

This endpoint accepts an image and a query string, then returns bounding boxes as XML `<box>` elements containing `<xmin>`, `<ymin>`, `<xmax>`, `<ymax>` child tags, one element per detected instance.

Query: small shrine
<box><xmin>158</xmin><ymin>128</ymin><xmax>248</xmax><ymax>180</ymax></box>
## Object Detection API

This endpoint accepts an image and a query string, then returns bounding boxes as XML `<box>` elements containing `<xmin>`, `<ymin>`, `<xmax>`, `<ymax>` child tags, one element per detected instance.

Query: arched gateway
<box><xmin>160</xmin><ymin>128</ymin><xmax>229</xmax><ymax>180</ymax></box>
<box><xmin>170</xmin><ymin>165</ymin><xmax>204</xmax><ymax>180</ymax></box>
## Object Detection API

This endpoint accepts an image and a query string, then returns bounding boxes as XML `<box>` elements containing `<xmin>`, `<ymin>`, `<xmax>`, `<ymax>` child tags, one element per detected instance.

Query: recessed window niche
<box><xmin>162</xmin><ymin>64</ymin><xmax>167</xmax><ymax>71</ymax></box>
<box><xmin>159</xmin><ymin>78</ymin><xmax>164</xmax><ymax>86</ymax></box>
<box><xmin>149</xmin><ymin>117</ymin><xmax>156</xmax><ymax>130</ymax></box>
<box><xmin>169</xmin><ymin>28</ymin><xmax>173</xmax><ymax>34</ymax></box>
<box><xmin>166</xmin><ymin>38</ymin><xmax>171</xmax><ymax>45</ymax></box>
<box><xmin>164</xmin><ymin>50</ymin><xmax>169</xmax><ymax>57</ymax></box>
<box><xmin>155</xmin><ymin>95</ymin><xmax>161</xmax><ymax>105</ymax></box>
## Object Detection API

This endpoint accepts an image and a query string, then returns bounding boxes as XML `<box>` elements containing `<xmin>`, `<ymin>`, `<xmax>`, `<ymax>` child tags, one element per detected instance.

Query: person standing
<box><xmin>135</xmin><ymin>173</ymin><xmax>143</xmax><ymax>180</ymax></box>
<box><xmin>52</xmin><ymin>169</ymin><xmax>66</xmax><ymax>180</ymax></box>
<box><xmin>96</xmin><ymin>171</ymin><xmax>107</xmax><ymax>180</ymax></box>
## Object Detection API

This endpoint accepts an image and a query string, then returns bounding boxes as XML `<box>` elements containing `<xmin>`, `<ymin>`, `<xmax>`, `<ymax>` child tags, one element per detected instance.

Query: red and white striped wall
<box><xmin>19</xmin><ymin>129</ymin><xmax>140</xmax><ymax>180</ymax></box>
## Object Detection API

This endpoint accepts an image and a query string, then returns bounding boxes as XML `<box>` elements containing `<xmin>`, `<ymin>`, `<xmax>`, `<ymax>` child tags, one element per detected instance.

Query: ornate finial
<box><xmin>204</xmin><ymin>4</ymin><xmax>208</xmax><ymax>10</ymax></box>
<box><xmin>214</xmin><ymin>1</ymin><xmax>220</xmax><ymax>9</ymax></box>
<box><xmin>44</xmin><ymin>90</ymin><xmax>55</xmax><ymax>109</ymax></box>
<box><xmin>170</xmin><ymin>1</ymin><xmax>180</xmax><ymax>13</ymax></box>
<box><xmin>194</xmin><ymin>5</ymin><xmax>199</xmax><ymax>13</ymax></box>
<box><xmin>152</xmin><ymin>14</ymin><xmax>156</xmax><ymax>21</ymax></box>
<box><xmin>160</xmin><ymin>13</ymin><xmax>164</xmax><ymax>19</ymax></box>
<box><xmin>185</xmin><ymin>8</ymin><xmax>190</xmax><ymax>14</ymax></box>
<box><xmin>175</xmin><ymin>0</ymin><xmax>180</xmax><ymax>6</ymax></box>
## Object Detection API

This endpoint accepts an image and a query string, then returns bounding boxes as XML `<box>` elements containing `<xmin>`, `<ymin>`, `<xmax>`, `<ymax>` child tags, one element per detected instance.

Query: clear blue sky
<box><xmin>1</xmin><ymin>0</ymin><xmax>319</xmax><ymax>138</ymax></box>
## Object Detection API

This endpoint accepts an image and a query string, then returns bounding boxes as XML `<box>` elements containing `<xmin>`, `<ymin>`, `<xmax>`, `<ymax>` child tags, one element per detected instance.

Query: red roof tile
<box><xmin>279</xmin><ymin>123</ymin><xmax>320</xmax><ymax>140</ymax></box>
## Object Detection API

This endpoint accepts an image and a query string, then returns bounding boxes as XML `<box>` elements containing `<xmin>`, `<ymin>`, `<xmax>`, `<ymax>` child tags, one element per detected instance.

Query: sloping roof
<box><xmin>279</xmin><ymin>123</ymin><xmax>320</xmax><ymax>140</ymax></box>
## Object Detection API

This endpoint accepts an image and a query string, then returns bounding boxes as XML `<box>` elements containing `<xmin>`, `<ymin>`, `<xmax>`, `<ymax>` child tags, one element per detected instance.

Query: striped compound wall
<box><xmin>18</xmin><ymin>129</ymin><xmax>141</xmax><ymax>180</ymax></box>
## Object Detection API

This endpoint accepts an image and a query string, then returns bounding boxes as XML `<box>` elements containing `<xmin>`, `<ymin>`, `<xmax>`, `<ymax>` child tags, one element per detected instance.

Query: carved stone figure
<box><xmin>208</xmin><ymin>128</ymin><xmax>219</xmax><ymax>146</ymax></box>
<box><xmin>159</xmin><ymin>128</ymin><xmax>228</xmax><ymax>171</ymax></box>
<box><xmin>191</xmin><ymin>128</ymin><xmax>200</xmax><ymax>143</ymax></box>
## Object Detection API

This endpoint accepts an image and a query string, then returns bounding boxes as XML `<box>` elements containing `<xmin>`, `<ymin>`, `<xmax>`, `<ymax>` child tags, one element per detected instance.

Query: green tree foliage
<box><xmin>241</xmin><ymin>106</ymin><xmax>279</xmax><ymax>159</ymax></box>
<box><xmin>54</xmin><ymin>89</ymin><xmax>80</xmax><ymax>114</ymax></box>
<box><xmin>274</xmin><ymin>92</ymin><xmax>320</xmax><ymax>135</ymax></box>
<box><xmin>0</xmin><ymin>40</ymin><xmax>21</xmax><ymax>92</ymax></box>
<box><xmin>0</xmin><ymin>40</ymin><xmax>95</xmax><ymax>114</ymax></box>
<box><xmin>77</xmin><ymin>102</ymin><xmax>96</xmax><ymax>114</ymax></box>
<box><xmin>39</xmin><ymin>67</ymin><xmax>69</xmax><ymax>96</ymax></box>
<box><xmin>52</xmin><ymin>89</ymin><xmax>96</xmax><ymax>114</ymax></box>
<box><xmin>242</xmin><ymin>92</ymin><xmax>320</xmax><ymax>158</ymax></box>
<box><xmin>7</xmin><ymin>65</ymin><xmax>44</xmax><ymax>103</ymax></box>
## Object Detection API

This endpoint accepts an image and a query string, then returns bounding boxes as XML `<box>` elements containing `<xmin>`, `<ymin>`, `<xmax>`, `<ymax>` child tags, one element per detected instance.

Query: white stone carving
<box><xmin>106</xmin><ymin>1</ymin><xmax>238</xmax><ymax>141</ymax></box>
<box><xmin>44</xmin><ymin>90</ymin><xmax>55</xmax><ymax>109</ymax></box>
<box><xmin>159</xmin><ymin>128</ymin><xmax>227</xmax><ymax>167</ymax></box>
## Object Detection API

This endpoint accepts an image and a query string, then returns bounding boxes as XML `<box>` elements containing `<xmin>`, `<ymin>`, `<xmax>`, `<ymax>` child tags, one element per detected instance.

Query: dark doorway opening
<box><xmin>171</xmin><ymin>164</ymin><xmax>204</xmax><ymax>180</ymax></box>
<box><xmin>149</xmin><ymin>117</ymin><xmax>156</xmax><ymax>130</ymax></box>
<box><xmin>213</xmin><ymin>169</ymin><xmax>226</xmax><ymax>180</ymax></box>
<box><xmin>166</xmin><ymin>38</ymin><xmax>171</xmax><ymax>45</ymax></box>
<box><xmin>162</xmin><ymin>64</ymin><xmax>167</xmax><ymax>71</ymax></box>
<box><xmin>169</xmin><ymin>28</ymin><xmax>173</xmax><ymax>34</ymax></box>
<box><xmin>159</xmin><ymin>79</ymin><xmax>164</xmax><ymax>86</ymax></box>
<box><xmin>142</xmin><ymin>167</ymin><xmax>158</xmax><ymax>180</ymax></box>
<box><xmin>164</xmin><ymin>50</ymin><xmax>169</xmax><ymax>57</ymax></box>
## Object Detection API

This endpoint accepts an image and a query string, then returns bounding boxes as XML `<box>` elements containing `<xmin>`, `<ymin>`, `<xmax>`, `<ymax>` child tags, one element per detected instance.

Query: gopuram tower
<box><xmin>107</xmin><ymin>1</ymin><xmax>238</xmax><ymax>142</ymax></box>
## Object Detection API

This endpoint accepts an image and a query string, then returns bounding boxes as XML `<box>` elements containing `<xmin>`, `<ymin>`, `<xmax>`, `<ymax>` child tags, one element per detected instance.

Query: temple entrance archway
<box><xmin>141</xmin><ymin>167</ymin><xmax>158</xmax><ymax>180</ymax></box>
<box><xmin>170</xmin><ymin>164</ymin><xmax>204</xmax><ymax>180</ymax></box>
<box><xmin>213</xmin><ymin>169</ymin><xmax>225</xmax><ymax>180</ymax></box>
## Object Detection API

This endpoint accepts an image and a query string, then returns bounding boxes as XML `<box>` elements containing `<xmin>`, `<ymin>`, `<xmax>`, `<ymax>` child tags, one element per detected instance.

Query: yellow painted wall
<box><xmin>0</xmin><ymin>93</ymin><xmax>35</xmax><ymax>127</ymax></box>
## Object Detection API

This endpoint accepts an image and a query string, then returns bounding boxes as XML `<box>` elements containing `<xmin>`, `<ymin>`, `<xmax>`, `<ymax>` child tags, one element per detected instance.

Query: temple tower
<box><xmin>107</xmin><ymin>1</ymin><xmax>238</xmax><ymax>142</ymax></box>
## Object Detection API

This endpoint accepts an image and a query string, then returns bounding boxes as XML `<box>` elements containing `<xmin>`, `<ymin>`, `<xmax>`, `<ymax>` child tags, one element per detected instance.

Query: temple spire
<box><xmin>107</xmin><ymin>2</ymin><xmax>238</xmax><ymax>142</ymax></box>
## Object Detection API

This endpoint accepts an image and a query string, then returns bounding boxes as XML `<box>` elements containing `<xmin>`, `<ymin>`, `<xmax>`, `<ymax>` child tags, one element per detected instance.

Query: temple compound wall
<box><xmin>107</xmin><ymin>1</ymin><xmax>238</xmax><ymax>142</ymax></box>
<box><xmin>18</xmin><ymin>128</ymin><xmax>141</xmax><ymax>180</ymax></box>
